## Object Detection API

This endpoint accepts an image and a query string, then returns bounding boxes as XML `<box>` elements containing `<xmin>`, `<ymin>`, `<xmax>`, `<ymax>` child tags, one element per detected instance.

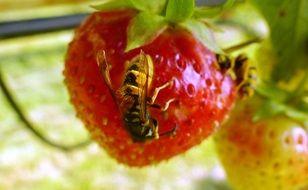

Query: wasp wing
<box><xmin>138</xmin><ymin>51</ymin><xmax>150</xmax><ymax>123</ymax></box>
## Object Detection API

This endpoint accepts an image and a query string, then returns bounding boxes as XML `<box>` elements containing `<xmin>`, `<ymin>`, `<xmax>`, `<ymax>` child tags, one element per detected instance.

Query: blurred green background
<box><xmin>0</xmin><ymin>1</ymin><xmax>236</xmax><ymax>189</ymax></box>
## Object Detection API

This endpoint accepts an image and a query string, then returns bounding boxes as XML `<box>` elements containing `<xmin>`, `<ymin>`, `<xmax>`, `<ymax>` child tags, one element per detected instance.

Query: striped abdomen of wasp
<box><xmin>96</xmin><ymin>50</ymin><xmax>176</xmax><ymax>142</ymax></box>
<box><xmin>215</xmin><ymin>53</ymin><xmax>257</xmax><ymax>98</ymax></box>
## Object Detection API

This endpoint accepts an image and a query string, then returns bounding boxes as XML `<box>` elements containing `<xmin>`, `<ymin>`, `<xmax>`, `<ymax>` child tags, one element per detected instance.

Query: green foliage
<box><xmin>249</xmin><ymin>0</ymin><xmax>308</xmax><ymax>82</ymax></box>
<box><xmin>255</xmin><ymin>81</ymin><xmax>308</xmax><ymax>126</ymax></box>
<box><xmin>244</xmin><ymin>0</ymin><xmax>308</xmax><ymax>124</ymax></box>
<box><xmin>254</xmin><ymin>99</ymin><xmax>308</xmax><ymax>127</ymax></box>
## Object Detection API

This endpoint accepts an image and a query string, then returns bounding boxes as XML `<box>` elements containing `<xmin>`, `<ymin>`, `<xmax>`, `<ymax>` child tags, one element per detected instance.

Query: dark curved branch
<box><xmin>0</xmin><ymin>68</ymin><xmax>91</xmax><ymax>151</ymax></box>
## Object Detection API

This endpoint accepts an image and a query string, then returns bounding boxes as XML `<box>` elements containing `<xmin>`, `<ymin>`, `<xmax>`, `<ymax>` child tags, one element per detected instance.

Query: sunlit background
<box><xmin>0</xmin><ymin>0</ymin><xmax>264</xmax><ymax>189</ymax></box>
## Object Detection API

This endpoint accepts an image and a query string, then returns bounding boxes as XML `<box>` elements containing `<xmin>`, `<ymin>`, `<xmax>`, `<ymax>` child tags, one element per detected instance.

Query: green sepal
<box><xmin>165</xmin><ymin>0</ymin><xmax>195</xmax><ymax>22</ymax></box>
<box><xmin>193</xmin><ymin>0</ymin><xmax>236</xmax><ymax>18</ymax></box>
<box><xmin>131</xmin><ymin>0</ymin><xmax>167</xmax><ymax>13</ymax></box>
<box><xmin>180</xmin><ymin>19</ymin><xmax>223</xmax><ymax>53</ymax></box>
<box><xmin>125</xmin><ymin>12</ymin><xmax>167</xmax><ymax>52</ymax></box>
<box><xmin>253</xmin><ymin>100</ymin><xmax>287</xmax><ymax>122</ymax></box>
<box><xmin>295</xmin><ymin>98</ymin><xmax>308</xmax><ymax>113</ymax></box>
<box><xmin>91</xmin><ymin>0</ymin><xmax>134</xmax><ymax>11</ymax></box>
<box><xmin>256</xmin><ymin>80</ymin><xmax>290</xmax><ymax>102</ymax></box>
<box><xmin>253</xmin><ymin>100</ymin><xmax>308</xmax><ymax>127</ymax></box>
<box><xmin>255</xmin><ymin>80</ymin><xmax>308</xmax><ymax>126</ymax></box>
<box><xmin>285</xmin><ymin>108</ymin><xmax>308</xmax><ymax>127</ymax></box>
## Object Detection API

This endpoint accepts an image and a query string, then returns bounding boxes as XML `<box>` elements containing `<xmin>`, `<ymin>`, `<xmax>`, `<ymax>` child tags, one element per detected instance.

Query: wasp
<box><xmin>215</xmin><ymin>53</ymin><xmax>257</xmax><ymax>98</ymax></box>
<box><xmin>96</xmin><ymin>50</ymin><xmax>176</xmax><ymax>141</ymax></box>
<box><xmin>215</xmin><ymin>38</ymin><xmax>260</xmax><ymax>98</ymax></box>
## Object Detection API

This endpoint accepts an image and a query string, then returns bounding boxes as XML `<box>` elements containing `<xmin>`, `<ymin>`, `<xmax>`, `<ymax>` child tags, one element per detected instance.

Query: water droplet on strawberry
<box><xmin>193</xmin><ymin>63</ymin><xmax>202</xmax><ymax>74</ymax></box>
<box><xmin>205</xmin><ymin>78</ymin><xmax>212</xmax><ymax>87</ymax></box>
<box><xmin>186</xmin><ymin>83</ymin><xmax>196</xmax><ymax>96</ymax></box>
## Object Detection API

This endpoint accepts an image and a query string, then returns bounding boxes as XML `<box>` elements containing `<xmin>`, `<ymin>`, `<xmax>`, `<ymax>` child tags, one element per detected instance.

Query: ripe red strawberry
<box><xmin>215</xmin><ymin>96</ymin><xmax>308</xmax><ymax>190</ymax></box>
<box><xmin>64</xmin><ymin>1</ymin><xmax>237</xmax><ymax>166</ymax></box>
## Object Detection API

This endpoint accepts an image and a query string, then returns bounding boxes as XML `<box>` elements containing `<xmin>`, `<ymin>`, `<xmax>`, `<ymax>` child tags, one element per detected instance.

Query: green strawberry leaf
<box><xmin>180</xmin><ymin>19</ymin><xmax>223</xmax><ymax>53</ymax></box>
<box><xmin>130</xmin><ymin>0</ymin><xmax>167</xmax><ymax>13</ymax></box>
<box><xmin>91</xmin><ymin>0</ymin><xmax>134</xmax><ymax>11</ymax></box>
<box><xmin>296</xmin><ymin>98</ymin><xmax>308</xmax><ymax>113</ymax></box>
<box><xmin>249</xmin><ymin>0</ymin><xmax>308</xmax><ymax>82</ymax></box>
<box><xmin>125</xmin><ymin>12</ymin><xmax>167</xmax><ymax>52</ymax></box>
<box><xmin>165</xmin><ymin>0</ymin><xmax>195</xmax><ymax>22</ymax></box>
<box><xmin>194</xmin><ymin>0</ymin><xmax>236</xmax><ymax>18</ymax></box>
<box><xmin>253</xmin><ymin>100</ymin><xmax>286</xmax><ymax>122</ymax></box>
<box><xmin>285</xmin><ymin>108</ymin><xmax>308</xmax><ymax>127</ymax></box>
<box><xmin>253</xmin><ymin>98</ymin><xmax>308</xmax><ymax>126</ymax></box>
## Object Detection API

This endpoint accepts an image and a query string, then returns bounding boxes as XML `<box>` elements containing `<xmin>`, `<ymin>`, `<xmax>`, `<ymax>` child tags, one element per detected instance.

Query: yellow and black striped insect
<box><xmin>96</xmin><ymin>50</ymin><xmax>176</xmax><ymax>142</ymax></box>
<box><xmin>215</xmin><ymin>53</ymin><xmax>257</xmax><ymax>98</ymax></box>
<box><xmin>214</xmin><ymin>38</ymin><xmax>260</xmax><ymax>98</ymax></box>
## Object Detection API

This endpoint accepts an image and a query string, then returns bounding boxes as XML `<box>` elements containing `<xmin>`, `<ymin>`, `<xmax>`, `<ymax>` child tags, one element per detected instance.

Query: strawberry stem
<box><xmin>223</xmin><ymin>37</ymin><xmax>262</xmax><ymax>53</ymax></box>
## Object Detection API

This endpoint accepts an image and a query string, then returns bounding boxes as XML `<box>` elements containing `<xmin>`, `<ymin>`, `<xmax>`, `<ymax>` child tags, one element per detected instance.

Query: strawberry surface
<box><xmin>215</xmin><ymin>97</ymin><xmax>308</xmax><ymax>190</ymax></box>
<box><xmin>64</xmin><ymin>10</ymin><xmax>236</xmax><ymax>166</ymax></box>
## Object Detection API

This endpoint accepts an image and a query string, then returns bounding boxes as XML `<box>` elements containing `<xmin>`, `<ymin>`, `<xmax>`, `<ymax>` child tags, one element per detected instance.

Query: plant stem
<box><xmin>223</xmin><ymin>37</ymin><xmax>262</xmax><ymax>53</ymax></box>
<box><xmin>0</xmin><ymin>68</ymin><xmax>91</xmax><ymax>151</ymax></box>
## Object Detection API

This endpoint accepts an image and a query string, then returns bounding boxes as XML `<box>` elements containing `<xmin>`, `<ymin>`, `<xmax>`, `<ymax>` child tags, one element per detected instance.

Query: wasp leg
<box><xmin>233</xmin><ymin>54</ymin><xmax>257</xmax><ymax>99</ymax></box>
<box><xmin>233</xmin><ymin>54</ymin><xmax>249</xmax><ymax>85</ymax></box>
<box><xmin>238</xmin><ymin>66</ymin><xmax>257</xmax><ymax>99</ymax></box>
<box><xmin>150</xmin><ymin>98</ymin><xmax>176</xmax><ymax>111</ymax></box>
<box><xmin>96</xmin><ymin>50</ymin><xmax>116</xmax><ymax>99</ymax></box>
<box><xmin>148</xmin><ymin>80</ymin><xmax>173</xmax><ymax>105</ymax></box>
<box><xmin>159</xmin><ymin>123</ymin><xmax>178</xmax><ymax>137</ymax></box>
<box><xmin>153</xmin><ymin>121</ymin><xmax>159</xmax><ymax>139</ymax></box>
<box><xmin>215</xmin><ymin>54</ymin><xmax>233</xmax><ymax>75</ymax></box>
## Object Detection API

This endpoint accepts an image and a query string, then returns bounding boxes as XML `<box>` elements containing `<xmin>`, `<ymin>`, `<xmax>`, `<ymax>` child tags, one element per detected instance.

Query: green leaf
<box><xmin>165</xmin><ymin>0</ymin><xmax>195</xmax><ymax>22</ymax></box>
<box><xmin>91</xmin><ymin>0</ymin><xmax>134</xmax><ymax>11</ymax></box>
<box><xmin>253</xmin><ymin>98</ymin><xmax>308</xmax><ymax>126</ymax></box>
<box><xmin>285</xmin><ymin>108</ymin><xmax>308</xmax><ymax>127</ymax></box>
<box><xmin>130</xmin><ymin>0</ymin><xmax>167</xmax><ymax>13</ymax></box>
<box><xmin>253</xmin><ymin>100</ymin><xmax>286</xmax><ymax>121</ymax></box>
<box><xmin>194</xmin><ymin>0</ymin><xmax>236</xmax><ymax>18</ymax></box>
<box><xmin>256</xmin><ymin>80</ymin><xmax>290</xmax><ymax>102</ymax></box>
<box><xmin>249</xmin><ymin>0</ymin><xmax>308</xmax><ymax>82</ymax></box>
<box><xmin>180</xmin><ymin>19</ymin><xmax>223</xmax><ymax>53</ymax></box>
<box><xmin>125</xmin><ymin>12</ymin><xmax>167</xmax><ymax>52</ymax></box>
<box><xmin>296</xmin><ymin>98</ymin><xmax>308</xmax><ymax>113</ymax></box>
